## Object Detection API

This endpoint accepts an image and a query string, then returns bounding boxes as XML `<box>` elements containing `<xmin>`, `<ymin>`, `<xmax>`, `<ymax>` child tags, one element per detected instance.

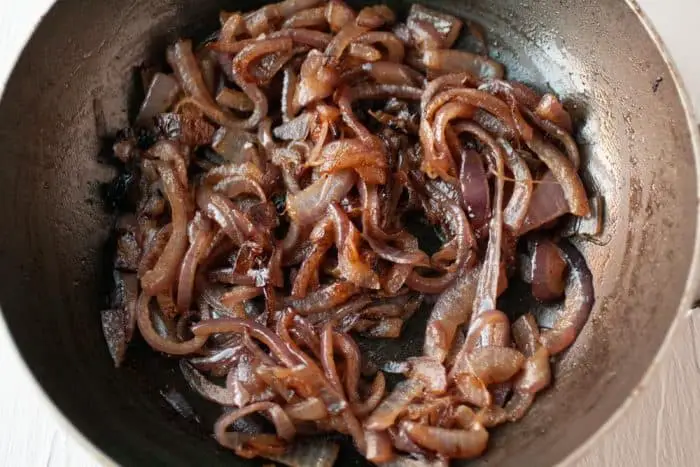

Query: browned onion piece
<box><xmin>285</xmin><ymin>281</ymin><xmax>359</xmax><ymax>314</ymax></box>
<box><xmin>526</xmin><ymin>134</ymin><xmax>590</xmax><ymax>217</ymax></box>
<box><xmin>365</xmin><ymin>379</ymin><xmax>424</xmax><ymax>430</ymax></box>
<box><xmin>285</xmin><ymin>397</ymin><xmax>328</xmax><ymax>420</ymax></box>
<box><xmin>214</xmin><ymin>176</ymin><xmax>267</xmax><ymax>202</ymax></box>
<box><xmin>464</xmin><ymin>309</ymin><xmax>511</xmax><ymax>351</ymax></box>
<box><xmin>111</xmin><ymin>270</ymin><xmax>139</xmax><ymax>343</ymax></box>
<box><xmin>350</xmin><ymin>83</ymin><xmax>423</xmax><ymax>102</ymax></box>
<box><xmin>332</xmin><ymin>330</ymin><xmax>362</xmax><ymax>403</ymax></box>
<box><xmin>358</xmin><ymin>31</ymin><xmax>405</xmax><ymax>62</ymax></box>
<box><xmin>364</xmin><ymin>234</ymin><xmax>429</xmax><ymax>266</ymax></box>
<box><xmin>354</xmin><ymin>371</ymin><xmax>386</xmax><ymax>416</ymax></box>
<box><xmin>430</xmin><ymin>102</ymin><xmax>476</xmax><ymax>179</ymax></box>
<box><xmin>452</xmin><ymin>123</ymin><xmax>505</xmax><ymax>315</ymax></box>
<box><xmin>405</xmin><ymin>267</ymin><xmax>457</xmax><ymax>294</ymax></box>
<box><xmin>535</xmin><ymin>93</ymin><xmax>573</xmax><ymax>134</ymax></box>
<box><xmin>539</xmin><ymin>240</ymin><xmax>594</xmax><ymax>355</ymax></box>
<box><xmin>356</xmin><ymin>5</ymin><xmax>395</xmax><ymax>28</ymax></box>
<box><xmin>168</xmin><ymin>39</ymin><xmax>244</xmax><ymax>128</ymax></box>
<box><xmin>500</xmin><ymin>139</ymin><xmax>533</xmax><ymax>232</ymax></box>
<box><xmin>358</xmin><ymin>181</ymin><xmax>390</xmax><ymax>240</ymax></box>
<box><xmin>478</xmin><ymin>79</ymin><xmax>541</xmax><ymax>110</ymax></box>
<box><xmin>168</xmin><ymin>40</ymin><xmax>215</xmax><ymax>103</ymax></box>
<box><xmin>109</xmin><ymin>3</ymin><xmax>600</xmax><ymax>462</ymax></box>
<box><xmin>524</xmin><ymin>107</ymin><xmax>580</xmax><ymax>169</ymax></box>
<box><xmin>424</xmin><ymin>265</ymin><xmax>480</xmax><ymax>362</ymax></box>
<box><xmin>231</xmin><ymin>76</ymin><xmax>270</xmax><ymax>131</ymax></box>
<box><xmin>287</xmin><ymin>170</ymin><xmax>356</xmax><ymax>226</ymax></box>
<box><xmin>292</xmin><ymin>218</ymin><xmax>333</xmax><ymax>298</ymax></box>
<box><xmin>408</xmin><ymin>19</ymin><xmax>444</xmax><ymax>51</ymax></box>
<box><xmin>136</xmin><ymin>73</ymin><xmax>181</xmax><ymax>126</ymax></box>
<box><xmin>267</xmin><ymin>404</ymin><xmax>297</xmax><ymax>441</ymax></box>
<box><xmin>401</xmin><ymin>421</ymin><xmax>488</xmax><ymax>459</ymax></box>
<box><xmin>211</xmin><ymin>128</ymin><xmax>258</xmax><ymax>164</ymax></box>
<box><xmin>275</xmin><ymin>112</ymin><xmax>312</xmax><ymax>141</ymax></box>
<box><xmin>216</xmin><ymin>87</ymin><xmax>255</xmax><ymax>112</ymax></box>
<box><xmin>196</xmin><ymin>185</ymin><xmax>267</xmax><ymax>247</ymax></box>
<box><xmin>282</xmin><ymin>6</ymin><xmax>327</xmax><ymax>28</ymax></box>
<box><xmin>512</xmin><ymin>313</ymin><xmax>539</xmax><ymax>357</ymax></box>
<box><xmin>146</xmin><ymin>140</ymin><xmax>189</xmax><ymax>194</ymax></box>
<box><xmin>320</xmin><ymin>323</ymin><xmax>344</xmax><ymax>393</ymax></box>
<box><xmin>421</xmin><ymin>73</ymin><xmax>479</xmax><ymax>114</ymax></box>
<box><xmin>101</xmin><ymin>308</ymin><xmax>128</xmax><ymax>367</ymax></box>
<box><xmin>220</xmin><ymin>12</ymin><xmax>245</xmax><ymax>45</ymax></box>
<box><xmin>233</xmin><ymin>37</ymin><xmax>294</xmax><ymax>83</ymax></box>
<box><xmin>407</xmin><ymin>4</ymin><xmax>462</xmax><ymax>48</ymax></box>
<box><xmin>423</xmin><ymin>89</ymin><xmax>515</xmax><ymax>179</ymax></box>
<box><xmin>515</xmin><ymin>345</ymin><xmax>551</xmax><ymax>394</ymax></box>
<box><xmin>365</xmin><ymin>430</ymin><xmax>395</xmax><ymax>463</ymax></box>
<box><xmin>531</xmin><ymin>238</ymin><xmax>568</xmax><ymax>302</ymax></box>
<box><xmin>214</xmin><ymin>402</ymin><xmax>289</xmax><ymax>458</ymax></box>
<box><xmin>141</xmin><ymin>162</ymin><xmax>190</xmax><ymax>295</ymax></box>
<box><xmin>292</xmin><ymin>49</ymin><xmax>340</xmax><ymax>115</ymax></box>
<box><xmin>220</xmin><ymin>286</ymin><xmax>264</xmax><ymax>309</ymax></box>
<box><xmin>276</xmin><ymin>0</ymin><xmax>326</xmax><ymax>18</ymax></box>
<box><xmin>328</xmin><ymin>203</ymin><xmax>381</xmax><ymax>289</ymax></box>
<box><xmin>423</xmin><ymin>49</ymin><xmax>504</xmax><ymax>80</ymax></box>
<box><xmin>136</xmin><ymin>294</ymin><xmax>206</xmax><ymax>355</ymax></box>
<box><xmin>408</xmin><ymin>357</ymin><xmax>447</xmax><ymax>394</ymax></box>
<box><xmin>347</xmin><ymin>42</ymin><xmax>382</xmax><ymax>62</ymax></box>
<box><xmin>325</xmin><ymin>0</ymin><xmax>355</xmax><ymax>32</ymax></box>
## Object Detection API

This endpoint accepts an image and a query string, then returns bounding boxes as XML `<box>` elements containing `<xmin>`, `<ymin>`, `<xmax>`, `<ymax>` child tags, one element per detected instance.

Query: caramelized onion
<box><xmin>109</xmin><ymin>3</ymin><xmax>598</xmax><ymax>463</ymax></box>
<box><xmin>539</xmin><ymin>240</ymin><xmax>594</xmax><ymax>355</ymax></box>
<box><xmin>423</xmin><ymin>49</ymin><xmax>504</xmax><ymax>80</ymax></box>
<box><xmin>287</xmin><ymin>170</ymin><xmax>356</xmax><ymax>226</ymax></box>
<box><xmin>141</xmin><ymin>161</ymin><xmax>190</xmax><ymax>295</ymax></box>
<box><xmin>401</xmin><ymin>421</ymin><xmax>488</xmax><ymax>459</ymax></box>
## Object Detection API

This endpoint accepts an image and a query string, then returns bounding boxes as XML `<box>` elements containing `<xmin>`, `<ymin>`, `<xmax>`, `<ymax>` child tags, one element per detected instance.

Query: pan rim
<box><xmin>0</xmin><ymin>0</ymin><xmax>698</xmax><ymax>466</ymax></box>
<box><xmin>563</xmin><ymin>0</ymin><xmax>700</xmax><ymax>465</ymax></box>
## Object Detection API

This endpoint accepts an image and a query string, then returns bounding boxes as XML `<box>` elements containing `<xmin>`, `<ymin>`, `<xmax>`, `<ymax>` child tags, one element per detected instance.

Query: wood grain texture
<box><xmin>1</xmin><ymin>0</ymin><xmax>699</xmax><ymax>466</ymax></box>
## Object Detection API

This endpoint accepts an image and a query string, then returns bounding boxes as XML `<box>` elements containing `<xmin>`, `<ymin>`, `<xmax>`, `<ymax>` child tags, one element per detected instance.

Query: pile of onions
<box><xmin>103</xmin><ymin>1</ymin><xmax>597</xmax><ymax>465</ymax></box>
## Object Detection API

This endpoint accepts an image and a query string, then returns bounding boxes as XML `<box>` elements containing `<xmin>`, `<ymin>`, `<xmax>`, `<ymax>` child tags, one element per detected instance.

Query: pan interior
<box><xmin>0</xmin><ymin>0</ymin><xmax>696</xmax><ymax>466</ymax></box>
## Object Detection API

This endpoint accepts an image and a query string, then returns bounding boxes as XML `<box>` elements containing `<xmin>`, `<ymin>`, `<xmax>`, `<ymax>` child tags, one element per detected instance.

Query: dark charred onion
<box><xmin>106</xmin><ymin>2</ymin><xmax>597</xmax><ymax>464</ymax></box>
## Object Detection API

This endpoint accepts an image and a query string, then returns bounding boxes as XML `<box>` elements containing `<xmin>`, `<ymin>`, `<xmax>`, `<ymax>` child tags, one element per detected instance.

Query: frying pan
<box><xmin>0</xmin><ymin>0</ymin><xmax>699</xmax><ymax>465</ymax></box>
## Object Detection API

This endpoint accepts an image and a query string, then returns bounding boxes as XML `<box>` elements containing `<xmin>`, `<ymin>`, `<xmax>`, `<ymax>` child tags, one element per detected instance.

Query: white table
<box><xmin>2</xmin><ymin>1</ymin><xmax>700</xmax><ymax>465</ymax></box>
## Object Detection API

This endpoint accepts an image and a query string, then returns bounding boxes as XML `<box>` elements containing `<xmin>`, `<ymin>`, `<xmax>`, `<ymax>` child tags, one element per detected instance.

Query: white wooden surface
<box><xmin>1</xmin><ymin>0</ymin><xmax>700</xmax><ymax>466</ymax></box>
